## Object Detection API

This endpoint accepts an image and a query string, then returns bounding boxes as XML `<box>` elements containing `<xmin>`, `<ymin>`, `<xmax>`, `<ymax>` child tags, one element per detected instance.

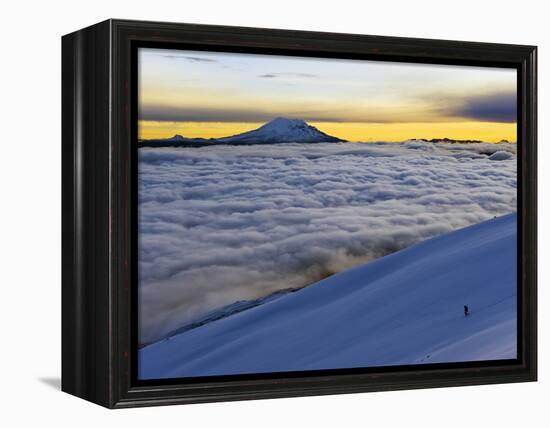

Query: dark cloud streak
<box><xmin>182</xmin><ymin>56</ymin><xmax>217</xmax><ymax>63</ymax></box>
<box><xmin>140</xmin><ymin>91</ymin><xmax>517</xmax><ymax>124</ymax></box>
<box><xmin>444</xmin><ymin>92</ymin><xmax>517</xmax><ymax>123</ymax></box>
<box><xmin>139</xmin><ymin>105</ymin><xmax>345</xmax><ymax>123</ymax></box>
<box><xmin>258</xmin><ymin>72</ymin><xmax>318</xmax><ymax>78</ymax></box>
<box><xmin>156</xmin><ymin>54</ymin><xmax>217</xmax><ymax>63</ymax></box>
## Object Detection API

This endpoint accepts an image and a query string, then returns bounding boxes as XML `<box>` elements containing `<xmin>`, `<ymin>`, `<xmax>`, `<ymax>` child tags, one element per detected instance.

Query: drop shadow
<box><xmin>38</xmin><ymin>377</ymin><xmax>61</xmax><ymax>390</ymax></box>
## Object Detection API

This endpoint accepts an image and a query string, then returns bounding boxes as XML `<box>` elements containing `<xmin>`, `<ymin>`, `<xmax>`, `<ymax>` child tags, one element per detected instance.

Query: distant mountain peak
<box><xmin>218</xmin><ymin>117</ymin><xmax>346</xmax><ymax>144</ymax></box>
<box><xmin>263</xmin><ymin>117</ymin><xmax>308</xmax><ymax>127</ymax></box>
<box><xmin>259</xmin><ymin>117</ymin><xmax>320</xmax><ymax>133</ymax></box>
<box><xmin>139</xmin><ymin>118</ymin><xmax>346</xmax><ymax>147</ymax></box>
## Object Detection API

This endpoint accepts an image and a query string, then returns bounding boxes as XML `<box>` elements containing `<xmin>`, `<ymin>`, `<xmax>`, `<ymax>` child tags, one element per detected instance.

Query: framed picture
<box><xmin>62</xmin><ymin>19</ymin><xmax>537</xmax><ymax>408</ymax></box>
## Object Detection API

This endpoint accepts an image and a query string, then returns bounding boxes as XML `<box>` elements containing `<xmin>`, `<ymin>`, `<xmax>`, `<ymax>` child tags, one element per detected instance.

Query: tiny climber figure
<box><xmin>464</xmin><ymin>305</ymin><xmax>469</xmax><ymax>316</ymax></box>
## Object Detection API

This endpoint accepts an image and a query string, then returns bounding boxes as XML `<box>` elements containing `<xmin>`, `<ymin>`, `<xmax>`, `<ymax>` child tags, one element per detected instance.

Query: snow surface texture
<box><xmin>140</xmin><ymin>213</ymin><xmax>517</xmax><ymax>379</ymax></box>
<box><xmin>138</xmin><ymin>141</ymin><xmax>517</xmax><ymax>345</ymax></box>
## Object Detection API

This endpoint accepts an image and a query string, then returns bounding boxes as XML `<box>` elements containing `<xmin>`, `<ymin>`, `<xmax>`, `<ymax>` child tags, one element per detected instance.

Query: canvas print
<box><xmin>136</xmin><ymin>48</ymin><xmax>517</xmax><ymax>380</ymax></box>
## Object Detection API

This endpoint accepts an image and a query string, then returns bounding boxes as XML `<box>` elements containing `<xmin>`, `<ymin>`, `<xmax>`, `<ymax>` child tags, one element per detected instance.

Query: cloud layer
<box><xmin>138</xmin><ymin>141</ymin><xmax>517</xmax><ymax>345</ymax></box>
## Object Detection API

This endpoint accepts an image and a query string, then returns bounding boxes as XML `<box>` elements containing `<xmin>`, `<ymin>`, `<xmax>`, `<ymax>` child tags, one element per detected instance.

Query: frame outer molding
<box><xmin>62</xmin><ymin>19</ymin><xmax>537</xmax><ymax>408</ymax></box>
<box><xmin>62</xmin><ymin>20</ymin><xmax>113</xmax><ymax>407</ymax></box>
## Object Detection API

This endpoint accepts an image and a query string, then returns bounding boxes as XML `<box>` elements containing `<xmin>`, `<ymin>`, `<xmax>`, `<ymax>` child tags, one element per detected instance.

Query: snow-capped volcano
<box><xmin>139</xmin><ymin>118</ymin><xmax>346</xmax><ymax>147</ymax></box>
<box><xmin>217</xmin><ymin>117</ymin><xmax>346</xmax><ymax>144</ymax></box>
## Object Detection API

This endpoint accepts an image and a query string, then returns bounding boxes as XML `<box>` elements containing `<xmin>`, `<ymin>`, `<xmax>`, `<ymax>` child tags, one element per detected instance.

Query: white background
<box><xmin>0</xmin><ymin>0</ymin><xmax>546</xmax><ymax>426</ymax></box>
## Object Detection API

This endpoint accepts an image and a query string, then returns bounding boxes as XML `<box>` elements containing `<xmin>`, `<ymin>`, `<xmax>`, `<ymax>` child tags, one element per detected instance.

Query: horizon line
<box><xmin>138</xmin><ymin>117</ymin><xmax>516</xmax><ymax>144</ymax></box>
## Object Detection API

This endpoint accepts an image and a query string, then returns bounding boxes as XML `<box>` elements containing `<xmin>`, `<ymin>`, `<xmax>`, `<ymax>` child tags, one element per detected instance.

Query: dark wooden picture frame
<box><xmin>62</xmin><ymin>19</ymin><xmax>537</xmax><ymax>408</ymax></box>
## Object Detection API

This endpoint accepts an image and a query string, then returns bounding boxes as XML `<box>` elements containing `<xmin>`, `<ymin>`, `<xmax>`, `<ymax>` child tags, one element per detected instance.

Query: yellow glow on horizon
<box><xmin>312</xmin><ymin>121</ymin><xmax>516</xmax><ymax>143</ymax></box>
<box><xmin>138</xmin><ymin>121</ymin><xmax>262</xmax><ymax>140</ymax></box>
<box><xmin>138</xmin><ymin>120</ymin><xmax>516</xmax><ymax>143</ymax></box>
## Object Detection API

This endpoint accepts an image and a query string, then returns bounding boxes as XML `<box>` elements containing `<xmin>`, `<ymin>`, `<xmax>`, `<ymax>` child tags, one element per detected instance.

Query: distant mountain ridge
<box><xmin>139</xmin><ymin>117</ymin><xmax>346</xmax><ymax>147</ymax></box>
<box><xmin>411</xmin><ymin>137</ymin><xmax>514</xmax><ymax>144</ymax></box>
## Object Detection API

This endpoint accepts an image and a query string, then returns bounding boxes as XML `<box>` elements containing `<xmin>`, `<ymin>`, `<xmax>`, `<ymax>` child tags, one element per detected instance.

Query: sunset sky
<box><xmin>138</xmin><ymin>48</ymin><xmax>517</xmax><ymax>142</ymax></box>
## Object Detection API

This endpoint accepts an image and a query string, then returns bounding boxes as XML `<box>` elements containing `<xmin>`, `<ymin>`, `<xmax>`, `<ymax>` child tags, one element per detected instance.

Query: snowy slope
<box><xmin>139</xmin><ymin>213</ymin><xmax>517</xmax><ymax>379</ymax></box>
<box><xmin>159</xmin><ymin>287</ymin><xmax>300</xmax><ymax>343</ymax></box>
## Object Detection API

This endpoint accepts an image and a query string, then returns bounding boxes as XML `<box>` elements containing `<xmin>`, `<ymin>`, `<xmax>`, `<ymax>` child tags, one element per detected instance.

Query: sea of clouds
<box><xmin>138</xmin><ymin>141</ymin><xmax>517</xmax><ymax>345</ymax></box>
